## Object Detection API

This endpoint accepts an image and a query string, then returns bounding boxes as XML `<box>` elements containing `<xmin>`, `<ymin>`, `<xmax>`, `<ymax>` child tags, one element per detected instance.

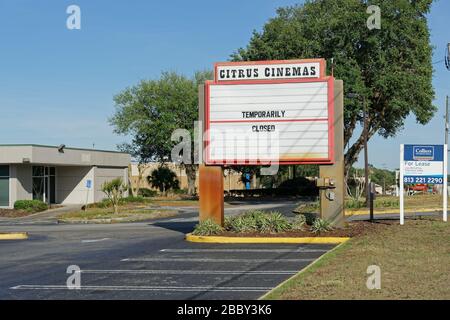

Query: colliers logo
<box><xmin>413</xmin><ymin>146</ymin><xmax>434</xmax><ymax>161</ymax></box>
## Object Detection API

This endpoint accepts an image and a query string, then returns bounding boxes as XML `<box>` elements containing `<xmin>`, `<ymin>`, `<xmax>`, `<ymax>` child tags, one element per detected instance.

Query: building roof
<box><xmin>0</xmin><ymin>144</ymin><xmax>130</xmax><ymax>167</ymax></box>
<box><xmin>0</xmin><ymin>144</ymin><xmax>127</xmax><ymax>154</ymax></box>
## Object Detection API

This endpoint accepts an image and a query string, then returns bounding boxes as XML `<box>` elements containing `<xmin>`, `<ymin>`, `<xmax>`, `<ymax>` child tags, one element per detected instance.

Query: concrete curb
<box><xmin>346</xmin><ymin>208</ymin><xmax>443</xmax><ymax>216</ymax></box>
<box><xmin>185</xmin><ymin>233</ymin><xmax>349</xmax><ymax>244</ymax></box>
<box><xmin>258</xmin><ymin>240</ymin><xmax>349</xmax><ymax>300</ymax></box>
<box><xmin>0</xmin><ymin>232</ymin><xmax>28</xmax><ymax>240</ymax></box>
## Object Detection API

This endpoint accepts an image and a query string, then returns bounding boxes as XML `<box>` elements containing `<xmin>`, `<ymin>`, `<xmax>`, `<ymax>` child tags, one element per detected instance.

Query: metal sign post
<box><xmin>85</xmin><ymin>179</ymin><xmax>92</xmax><ymax>211</ymax></box>
<box><xmin>444</xmin><ymin>148</ymin><xmax>448</xmax><ymax>222</ymax></box>
<box><xmin>400</xmin><ymin>144</ymin><xmax>447</xmax><ymax>225</ymax></box>
<box><xmin>400</xmin><ymin>144</ymin><xmax>405</xmax><ymax>225</ymax></box>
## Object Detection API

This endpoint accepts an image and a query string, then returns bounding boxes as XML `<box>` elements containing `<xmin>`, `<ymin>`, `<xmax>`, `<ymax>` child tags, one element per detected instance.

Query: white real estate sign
<box><xmin>400</xmin><ymin>144</ymin><xmax>448</xmax><ymax>224</ymax></box>
<box><xmin>205</xmin><ymin>59</ymin><xmax>334</xmax><ymax>165</ymax></box>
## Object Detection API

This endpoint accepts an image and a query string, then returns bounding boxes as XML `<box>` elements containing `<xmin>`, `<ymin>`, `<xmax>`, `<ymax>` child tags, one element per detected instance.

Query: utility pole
<box><xmin>363</xmin><ymin>96</ymin><xmax>370</xmax><ymax>207</ymax></box>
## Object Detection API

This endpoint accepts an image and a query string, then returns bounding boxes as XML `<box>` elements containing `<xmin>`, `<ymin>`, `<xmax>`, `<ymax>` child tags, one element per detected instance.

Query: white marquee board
<box><xmin>204</xmin><ymin>73</ymin><xmax>334</xmax><ymax>165</ymax></box>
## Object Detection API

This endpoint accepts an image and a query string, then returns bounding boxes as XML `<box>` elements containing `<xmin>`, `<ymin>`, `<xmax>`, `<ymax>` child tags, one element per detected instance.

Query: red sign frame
<box><xmin>204</xmin><ymin>59</ymin><xmax>334</xmax><ymax>166</ymax></box>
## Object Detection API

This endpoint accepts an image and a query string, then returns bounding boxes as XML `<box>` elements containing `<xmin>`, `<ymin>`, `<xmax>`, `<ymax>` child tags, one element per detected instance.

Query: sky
<box><xmin>0</xmin><ymin>0</ymin><xmax>449</xmax><ymax>170</ymax></box>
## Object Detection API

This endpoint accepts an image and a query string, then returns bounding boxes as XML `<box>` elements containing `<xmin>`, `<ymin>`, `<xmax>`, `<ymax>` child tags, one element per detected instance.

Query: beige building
<box><xmin>130</xmin><ymin>163</ymin><xmax>246</xmax><ymax>192</ymax></box>
<box><xmin>0</xmin><ymin>144</ymin><xmax>130</xmax><ymax>208</ymax></box>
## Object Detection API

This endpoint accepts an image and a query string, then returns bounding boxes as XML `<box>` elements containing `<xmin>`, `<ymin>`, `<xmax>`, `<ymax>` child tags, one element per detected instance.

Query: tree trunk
<box><xmin>185</xmin><ymin>164</ymin><xmax>198</xmax><ymax>196</ymax></box>
<box><xmin>344</xmin><ymin>125</ymin><xmax>378</xmax><ymax>173</ymax></box>
<box><xmin>128</xmin><ymin>165</ymin><xmax>136</xmax><ymax>197</ymax></box>
<box><xmin>135</xmin><ymin>163</ymin><xmax>144</xmax><ymax>197</ymax></box>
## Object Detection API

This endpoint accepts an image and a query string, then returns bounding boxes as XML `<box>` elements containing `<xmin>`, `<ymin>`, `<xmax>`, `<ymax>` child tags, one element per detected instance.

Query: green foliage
<box><xmin>138</xmin><ymin>188</ymin><xmax>158</xmax><ymax>198</ymax></box>
<box><xmin>346</xmin><ymin>196</ymin><xmax>399</xmax><ymax>209</ymax></box>
<box><xmin>192</xmin><ymin>219</ymin><xmax>224</xmax><ymax>236</ymax></box>
<box><xmin>302</xmin><ymin>212</ymin><xmax>318</xmax><ymax>225</ymax></box>
<box><xmin>110</xmin><ymin>70</ymin><xmax>213</xmax><ymax>196</ymax></box>
<box><xmin>368</xmin><ymin>165</ymin><xmax>396</xmax><ymax>189</ymax></box>
<box><xmin>375</xmin><ymin>197</ymin><xmax>399</xmax><ymax>208</ymax></box>
<box><xmin>263</xmin><ymin>212</ymin><xmax>292</xmax><ymax>233</ymax></box>
<box><xmin>173</xmin><ymin>188</ymin><xmax>188</xmax><ymax>195</ymax></box>
<box><xmin>292</xmin><ymin>214</ymin><xmax>307</xmax><ymax>231</ymax></box>
<box><xmin>232</xmin><ymin>0</ymin><xmax>435</xmax><ymax>168</ymax></box>
<box><xmin>87</xmin><ymin>198</ymin><xmax>111</xmax><ymax>209</ymax></box>
<box><xmin>311</xmin><ymin>218</ymin><xmax>334</xmax><ymax>234</ymax></box>
<box><xmin>225</xmin><ymin>210</ymin><xmax>292</xmax><ymax>234</ymax></box>
<box><xmin>101</xmin><ymin>178</ymin><xmax>127</xmax><ymax>214</ymax></box>
<box><xmin>148</xmin><ymin>166</ymin><xmax>180</xmax><ymax>194</ymax></box>
<box><xmin>14</xmin><ymin>200</ymin><xmax>48</xmax><ymax>213</ymax></box>
<box><xmin>119</xmin><ymin>196</ymin><xmax>148</xmax><ymax>204</ymax></box>
<box><xmin>345</xmin><ymin>198</ymin><xmax>366</xmax><ymax>209</ymax></box>
<box><xmin>295</xmin><ymin>203</ymin><xmax>319</xmax><ymax>216</ymax></box>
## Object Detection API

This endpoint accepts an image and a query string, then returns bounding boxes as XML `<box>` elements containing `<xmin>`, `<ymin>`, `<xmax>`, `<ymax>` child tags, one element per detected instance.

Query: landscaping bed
<box><xmin>191</xmin><ymin>210</ymin><xmax>383</xmax><ymax>238</ymax></box>
<box><xmin>0</xmin><ymin>200</ymin><xmax>52</xmax><ymax>218</ymax></box>
<box><xmin>58</xmin><ymin>206</ymin><xmax>178</xmax><ymax>223</ymax></box>
<box><xmin>0</xmin><ymin>208</ymin><xmax>34</xmax><ymax>218</ymax></box>
<box><xmin>214</xmin><ymin>221</ymin><xmax>389</xmax><ymax>238</ymax></box>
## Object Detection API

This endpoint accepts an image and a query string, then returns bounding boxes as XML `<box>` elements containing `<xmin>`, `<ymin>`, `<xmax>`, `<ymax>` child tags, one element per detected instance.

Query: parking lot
<box><xmin>1</xmin><ymin>220</ymin><xmax>335</xmax><ymax>300</ymax></box>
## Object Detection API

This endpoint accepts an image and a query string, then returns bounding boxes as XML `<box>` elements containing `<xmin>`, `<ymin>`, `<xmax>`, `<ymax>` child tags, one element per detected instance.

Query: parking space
<box><xmin>9</xmin><ymin>242</ymin><xmax>335</xmax><ymax>300</ymax></box>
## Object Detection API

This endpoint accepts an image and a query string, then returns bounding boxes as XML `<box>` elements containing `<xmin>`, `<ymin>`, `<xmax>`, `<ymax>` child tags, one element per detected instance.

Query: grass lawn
<box><xmin>58</xmin><ymin>205</ymin><xmax>178</xmax><ymax>223</ymax></box>
<box><xmin>296</xmin><ymin>194</ymin><xmax>448</xmax><ymax>216</ymax></box>
<box><xmin>151</xmin><ymin>199</ymin><xmax>199</xmax><ymax>207</ymax></box>
<box><xmin>264</xmin><ymin>218</ymin><xmax>450</xmax><ymax>300</ymax></box>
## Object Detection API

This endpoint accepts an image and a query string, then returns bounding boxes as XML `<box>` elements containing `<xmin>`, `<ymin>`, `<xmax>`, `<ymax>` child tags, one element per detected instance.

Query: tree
<box><xmin>110</xmin><ymin>71</ymin><xmax>213</xmax><ymax>196</ymax></box>
<box><xmin>118</xmin><ymin>140</ymin><xmax>151</xmax><ymax>197</ymax></box>
<box><xmin>148</xmin><ymin>166</ymin><xmax>180</xmax><ymax>195</ymax></box>
<box><xmin>232</xmin><ymin>0</ymin><xmax>435</xmax><ymax>172</ymax></box>
<box><xmin>101</xmin><ymin>178</ymin><xmax>127</xmax><ymax>214</ymax></box>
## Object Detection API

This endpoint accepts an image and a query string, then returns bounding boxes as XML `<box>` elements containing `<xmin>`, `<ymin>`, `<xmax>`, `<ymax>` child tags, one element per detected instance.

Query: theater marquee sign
<box><xmin>204</xmin><ymin>58</ymin><xmax>334</xmax><ymax>165</ymax></box>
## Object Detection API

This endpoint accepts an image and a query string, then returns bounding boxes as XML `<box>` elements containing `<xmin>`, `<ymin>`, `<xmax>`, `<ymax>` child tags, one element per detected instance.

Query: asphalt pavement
<box><xmin>0</xmin><ymin>199</ymin><xmax>337</xmax><ymax>300</ymax></box>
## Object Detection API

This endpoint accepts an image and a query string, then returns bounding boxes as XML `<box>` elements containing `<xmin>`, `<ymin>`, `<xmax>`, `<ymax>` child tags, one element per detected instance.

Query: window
<box><xmin>0</xmin><ymin>165</ymin><xmax>9</xmax><ymax>207</ymax></box>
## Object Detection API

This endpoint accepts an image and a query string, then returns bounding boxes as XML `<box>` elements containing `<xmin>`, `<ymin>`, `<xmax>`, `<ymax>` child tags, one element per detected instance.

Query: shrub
<box><xmin>225</xmin><ymin>210</ymin><xmax>292</xmax><ymax>234</ymax></box>
<box><xmin>147</xmin><ymin>166</ymin><xmax>180</xmax><ymax>195</ymax></box>
<box><xmin>311</xmin><ymin>218</ymin><xmax>334</xmax><ymax>234</ymax></box>
<box><xmin>303</xmin><ymin>212</ymin><xmax>317</xmax><ymax>225</ymax></box>
<box><xmin>14</xmin><ymin>200</ymin><xmax>48</xmax><ymax>213</ymax></box>
<box><xmin>225</xmin><ymin>210</ymin><xmax>265</xmax><ymax>233</ymax></box>
<box><xmin>87</xmin><ymin>198</ymin><xmax>111</xmax><ymax>209</ymax></box>
<box><xmin>346</xmin><ymin>199</ymin><xmax>365</xmax><ymax>209</ymax></box>
<box><xmin>292</xmin><ymin>214</ymin><xmax>307</xmax><ymax>231</ymax></box>
<box><xmin>263</xmin><ymin>212</ymin><xmax>292</xmax><ymax>233</ymax></box>
<box><xmin>138</xmin><ymin>188</ymin><xmax>157</xmax><ymax>198</ymax></box>
<box><xmin>119</xmin><ymin>196</ymin><xmax>146</xmax><ymax>204</ymax></box>
<box><xmin>101</xmin><ymin>178</ymin><xmax>127</xmax><ymax>214</ymax></box>
<box><xmin>172</xmin><ymin>188</ymin><xmax>188</xmax><ymax>195</ymax></box>
<box><xmin>228</xmin><ymin>215</ymin><xmax>257</xmax><ymax>233</ymax></box>
<box><xmin>295</xmin><ymin>202</ymin><xmax>319</xmax><ymax>215</ymax></box>
<box><xmin>192</xmin><ymin>219</ymin><xmax>224</xmax><ymax>236</ymax></box>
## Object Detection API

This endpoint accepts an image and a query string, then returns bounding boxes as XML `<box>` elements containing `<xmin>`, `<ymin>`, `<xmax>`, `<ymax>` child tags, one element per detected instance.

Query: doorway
<box><xmin>32</xmin><ymin>166</ymin><xmax>56</xmax><ymax>204</ymax></box>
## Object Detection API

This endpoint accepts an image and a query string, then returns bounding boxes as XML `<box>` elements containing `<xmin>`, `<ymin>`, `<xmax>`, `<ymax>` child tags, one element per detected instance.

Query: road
<box><xmin>0</xmin><ymin>199</ymin><xmax>337</xmax><ymax>300</ymax></box>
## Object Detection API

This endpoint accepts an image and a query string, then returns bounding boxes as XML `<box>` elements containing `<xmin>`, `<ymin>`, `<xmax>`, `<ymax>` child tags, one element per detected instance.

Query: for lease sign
<box><xmin>402</xmin><ymin>144</ymin><xmax>444</xmax><ymax>184</ymax></box>
<box><xmin>204</xmin><ymin>59</ymin><xmax>334</xmax><ymax>165</ymax></box>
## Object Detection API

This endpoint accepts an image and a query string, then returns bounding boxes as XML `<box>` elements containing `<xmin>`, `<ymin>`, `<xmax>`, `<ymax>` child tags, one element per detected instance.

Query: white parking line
<box><xmin>81</xmin><ymin>238</ymin><xmax>110</xmax><ymax>243</ymax></box>
<box><xmin>10</xmin><ymin>285</ymin><xmax>272</xmax><ymax>292</ymax></box>
<box><xmin>80</xmin><ymin>269</ymin><xmax>298</xmax><ymax>275</ymax></box>
<box><xmin>121</xmin><ymin>258</ymin><xmax>314</xmax><ymax>262</ymax></box>
<box><xmin>160</xmin><ymin>248</ymin><xmax>328</xmax><ymax>253</ymax></box>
